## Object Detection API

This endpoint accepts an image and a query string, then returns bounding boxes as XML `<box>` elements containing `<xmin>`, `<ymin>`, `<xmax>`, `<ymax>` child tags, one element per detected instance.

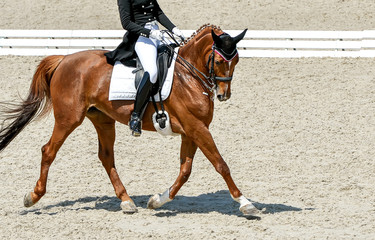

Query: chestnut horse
<box><xmin>0</xmin><ymin>24</ymin><xmax>259</xmax><ymax>216</ymax></box>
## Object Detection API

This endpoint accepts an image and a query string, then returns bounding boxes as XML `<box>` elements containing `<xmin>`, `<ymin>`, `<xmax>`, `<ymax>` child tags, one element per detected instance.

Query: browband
<box><xmin>214</xmin><ymin>48</ymin><xmax>238</xmax><ymax>62</ymax></box>
<box><xmin>212</xmin><ymin>43</ymin><xmax>238</xmax><ymax>62</ymax></box>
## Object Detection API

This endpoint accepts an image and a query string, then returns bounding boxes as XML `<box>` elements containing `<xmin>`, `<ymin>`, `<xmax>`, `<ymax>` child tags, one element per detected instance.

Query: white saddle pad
<box><xmin>108</xmin><ymin>48</ymin><xmax>179</xmax><ymax>102</ymax></box>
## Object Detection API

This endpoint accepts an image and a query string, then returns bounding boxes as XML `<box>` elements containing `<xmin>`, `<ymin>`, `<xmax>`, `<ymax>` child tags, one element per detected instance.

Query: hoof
<box><xmin>120</xmin><ymin>200</ymin><xmax>138</xmax><ymax>214</ymax></box>
<box><xmin>147</xmin><ymin>194</ymin><xmax>162</xmax><ymax>209</ymax></box>
<box><xmin>24</xmin><ymin>192</ymin><xmax>35</xmax><ymax>208</ymax></box>
<box><xmin>240</xmin><ymin>203</ymin><xmax>261</xmax><ymax>216</ymax></box>
<box><xmin>147</xmin><ymin>190</ymin><xmax>172</xmax><ymax>209</ymax></box>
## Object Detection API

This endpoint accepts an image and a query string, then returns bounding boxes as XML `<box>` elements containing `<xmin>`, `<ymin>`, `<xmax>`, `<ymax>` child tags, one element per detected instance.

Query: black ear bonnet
<box><xmin>212</xmin><ymin>33</ymin><xmax>238</xmax><ymax>61</ymax></box>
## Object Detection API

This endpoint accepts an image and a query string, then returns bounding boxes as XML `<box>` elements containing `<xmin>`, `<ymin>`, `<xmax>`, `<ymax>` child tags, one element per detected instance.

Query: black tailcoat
<box><xmin>105</xmin><ymin>0</ymin><xmax>176</xmax><ymax>65</ymax></box>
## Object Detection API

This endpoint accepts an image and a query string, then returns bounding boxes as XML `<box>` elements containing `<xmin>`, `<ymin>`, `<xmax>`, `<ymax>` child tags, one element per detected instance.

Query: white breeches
<box><xmin>135</xmin><ymin>22</ymin><xmax>161</xmax><ymax>84</ymax></box>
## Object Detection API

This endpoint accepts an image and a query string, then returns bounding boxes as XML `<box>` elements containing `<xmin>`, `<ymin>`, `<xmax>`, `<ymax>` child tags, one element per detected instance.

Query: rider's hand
<box><xmin>150</xmin><ymin>30</ymin><xmax>163</xmax><ymax>41</ymax></box>
<box><xmin>172</xmin><ymin>27</ymin><xmax>185</xmax><ymax>41</ymax></box>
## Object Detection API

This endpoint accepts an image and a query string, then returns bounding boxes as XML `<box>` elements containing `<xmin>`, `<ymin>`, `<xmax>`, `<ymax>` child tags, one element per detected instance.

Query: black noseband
<box><xmin>215</xmin><ymin>76</ymin><xmax>233</xmax><ymax>82</ymax></box>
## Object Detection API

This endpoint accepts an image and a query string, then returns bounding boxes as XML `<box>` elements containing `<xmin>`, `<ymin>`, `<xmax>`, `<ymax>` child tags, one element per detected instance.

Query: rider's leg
<box><xmin>135</xmin><ymin>35</ymin><xmax>159</xmax><ymax>84</ymax></box>
<box><xmin>129</xmin><ymin>72</ymin><xmax>153</xmax><ymax>136</ymax></box>
<box><xmin>129</xmin><ymin>34</ymin><xmax>159</xmax><ymax>136</ymax></box>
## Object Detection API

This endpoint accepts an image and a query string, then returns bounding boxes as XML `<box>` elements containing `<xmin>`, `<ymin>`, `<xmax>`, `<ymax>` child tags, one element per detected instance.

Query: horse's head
<box><xmin>210</xmin><ymin>29</ymin><xmax>247</xmax><ymax>101</ymax></box>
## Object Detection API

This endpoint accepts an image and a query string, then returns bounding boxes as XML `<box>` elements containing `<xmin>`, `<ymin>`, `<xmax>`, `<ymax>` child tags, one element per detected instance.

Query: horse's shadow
<box><xmin>20</xmin><ymin>190</ymin><xmax>311</xmax><ymax>219</ymax></box>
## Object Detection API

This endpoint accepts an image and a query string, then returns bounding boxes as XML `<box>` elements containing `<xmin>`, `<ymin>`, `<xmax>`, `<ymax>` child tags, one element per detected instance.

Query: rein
<box><xmin>161</xmin><ymin>31</ymin><xmax>235</xmax><ymax>94</ymax></box>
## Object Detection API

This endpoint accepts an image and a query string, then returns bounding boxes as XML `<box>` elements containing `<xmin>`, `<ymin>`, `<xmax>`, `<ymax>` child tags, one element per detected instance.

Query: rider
<box><xmin>105</xmin><ymin>0</ymin><xmax>184</xmax><ymax>136</ymax></box>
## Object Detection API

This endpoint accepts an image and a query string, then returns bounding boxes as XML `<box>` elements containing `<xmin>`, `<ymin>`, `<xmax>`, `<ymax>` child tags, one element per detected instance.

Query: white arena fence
<box><xmin>1</xmin><ymin>30</ymin><xmax>375</xmax><ymax>57</ymax></box>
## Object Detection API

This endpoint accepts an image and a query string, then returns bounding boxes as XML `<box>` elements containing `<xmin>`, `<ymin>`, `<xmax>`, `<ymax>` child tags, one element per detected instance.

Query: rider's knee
<box><xmin>149</xmin><ymin>69</ymin><xmax>158</xmax><ymax>84</ymax></box>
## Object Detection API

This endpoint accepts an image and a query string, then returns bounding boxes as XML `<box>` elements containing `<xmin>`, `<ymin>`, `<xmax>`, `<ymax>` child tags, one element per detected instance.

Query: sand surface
<box><xmin>1</xmin><ymin>1</ymin><xmax>375</xmax><ymax>239</ymax></box>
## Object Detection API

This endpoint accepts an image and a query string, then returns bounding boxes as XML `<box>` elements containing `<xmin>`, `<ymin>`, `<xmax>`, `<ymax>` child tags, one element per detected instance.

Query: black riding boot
<box><xmin>129</xmin><ymin>72</ymin><xmax>153</xmax><ymax>136</ymax></box>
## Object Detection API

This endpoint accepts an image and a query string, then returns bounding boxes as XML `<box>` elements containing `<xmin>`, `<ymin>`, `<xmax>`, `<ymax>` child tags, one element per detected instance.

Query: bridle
<box><xmin>162</xmin><ymin>30</ymin><xmax>238</xmax><ymax>94</ymax></box>
<box><xmin>207</xmin><ymin>44</ymin><xmax>238</xmax><ymax>82</ymax></box>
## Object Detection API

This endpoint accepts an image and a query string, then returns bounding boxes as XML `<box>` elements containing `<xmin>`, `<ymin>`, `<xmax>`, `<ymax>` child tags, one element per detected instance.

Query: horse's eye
<box><xmin>215</xmin><ymin>60</ymin><xmax>221</xmax><ymax>65</ymax></box>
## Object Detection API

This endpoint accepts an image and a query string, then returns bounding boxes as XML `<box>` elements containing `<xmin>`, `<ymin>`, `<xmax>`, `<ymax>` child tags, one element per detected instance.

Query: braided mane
<box><xmin>181</xmin><ymin>24</ymin><xmax>222</xmax><ymax>47</ymax></box>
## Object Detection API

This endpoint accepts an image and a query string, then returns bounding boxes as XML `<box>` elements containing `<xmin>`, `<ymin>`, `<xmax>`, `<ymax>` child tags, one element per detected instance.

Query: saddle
<box><xmin>122</xmin><ymin>43</ymin><xmax>178</xmax><ymax>129</ymax></box>
<box><xmin>121</xmin><ymin>43</ymin><xmax>178</xmax><ymax>95</ymax></box>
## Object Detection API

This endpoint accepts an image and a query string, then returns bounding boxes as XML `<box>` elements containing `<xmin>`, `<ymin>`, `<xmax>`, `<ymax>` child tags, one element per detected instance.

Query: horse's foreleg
<box><xmin>190</xmin><ymin>125</ymin><xmax>260</xmax><ymax>216</ymax></box>
<box><xmin>24</xmin><ymin>119</ymin><xmax>82</xmax><ymax>208</ymax></box>
<box><xmin>88</xmin><ymin>111</ymin><xmax>137</xmax><ymax>214</ymax></box>
<box><xmin>147</xmin><ymin>134</ymin><xmax>197</xmax><ymax>209</ymax></box>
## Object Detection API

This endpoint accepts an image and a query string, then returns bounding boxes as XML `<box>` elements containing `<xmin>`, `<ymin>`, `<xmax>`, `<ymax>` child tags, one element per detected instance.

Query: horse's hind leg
<box><xmin>148</xmin><ymin>134</ymin><xmax>197</xmax><ymax>209</ymax></box>
<box><xmin>24</xmin><ymin>116</ymin><xmax>84</xmax><ymax>207</ymax></box>
<box><xmin>87</xmin><ymin>109</ymin><xmax>137</xmax><ymax>214</ymax></box>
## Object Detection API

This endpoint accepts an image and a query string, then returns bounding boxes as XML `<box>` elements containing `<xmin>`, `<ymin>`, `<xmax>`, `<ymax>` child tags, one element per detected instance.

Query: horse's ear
<box><xmin>212</xmin><ymin>30</ymin><xmax>222</xmax><ymax>44</ymax></box>
<box><xmin>233</xmin><ymin>29</ymin><xmax>247</xmax><ymax>44</ymax></box>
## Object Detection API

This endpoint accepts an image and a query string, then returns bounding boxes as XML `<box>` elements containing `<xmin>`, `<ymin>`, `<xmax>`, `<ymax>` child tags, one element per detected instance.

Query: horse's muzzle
<box><xmin>217</xmin><ymin>94</ymin><xmax>230</xmax><ymax>102</ymax></box>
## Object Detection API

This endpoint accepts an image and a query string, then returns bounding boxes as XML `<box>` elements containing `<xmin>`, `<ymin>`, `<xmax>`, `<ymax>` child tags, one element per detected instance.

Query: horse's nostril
<box><xmin>217</xmin><ymin>95</ymin><xmax>225</xmax><ymax>101</ymax></box>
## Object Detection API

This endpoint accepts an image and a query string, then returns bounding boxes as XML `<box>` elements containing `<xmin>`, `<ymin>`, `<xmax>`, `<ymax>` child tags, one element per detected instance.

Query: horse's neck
<box><xmin>173</xmin><ymin>28</ymin><xmax>219</xmax><ymax>103</ymax></box>
<box><xmin>179</xmin><ymin>31</ymin><xmax>213</xmax><ymax>65</ymax></box>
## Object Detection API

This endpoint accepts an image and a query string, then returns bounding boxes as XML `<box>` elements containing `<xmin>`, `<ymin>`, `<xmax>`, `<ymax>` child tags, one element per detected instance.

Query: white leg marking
<box><xmin>233</xmin><ymin>195</ymin><xmax>260</xmax><ymax>216</ymax></box>
<box><xmin>147</xmin><ymin>188</ymin><xmax>173</xmax><ymax>209</ymax></box>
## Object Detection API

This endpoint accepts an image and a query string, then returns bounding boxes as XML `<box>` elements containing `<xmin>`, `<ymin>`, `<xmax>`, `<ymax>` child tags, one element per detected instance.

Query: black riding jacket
<box><xmin>105</xmin><ymin>0</ymin><xmax>176</xmax><ymax>64</ymax></box>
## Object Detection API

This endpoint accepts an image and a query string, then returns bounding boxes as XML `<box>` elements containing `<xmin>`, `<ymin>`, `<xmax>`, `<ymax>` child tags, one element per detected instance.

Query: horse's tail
<box><xmin>0</xmin><ymin>55</ymin><xmax>64</xmax><ymax>152</ymax></box>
